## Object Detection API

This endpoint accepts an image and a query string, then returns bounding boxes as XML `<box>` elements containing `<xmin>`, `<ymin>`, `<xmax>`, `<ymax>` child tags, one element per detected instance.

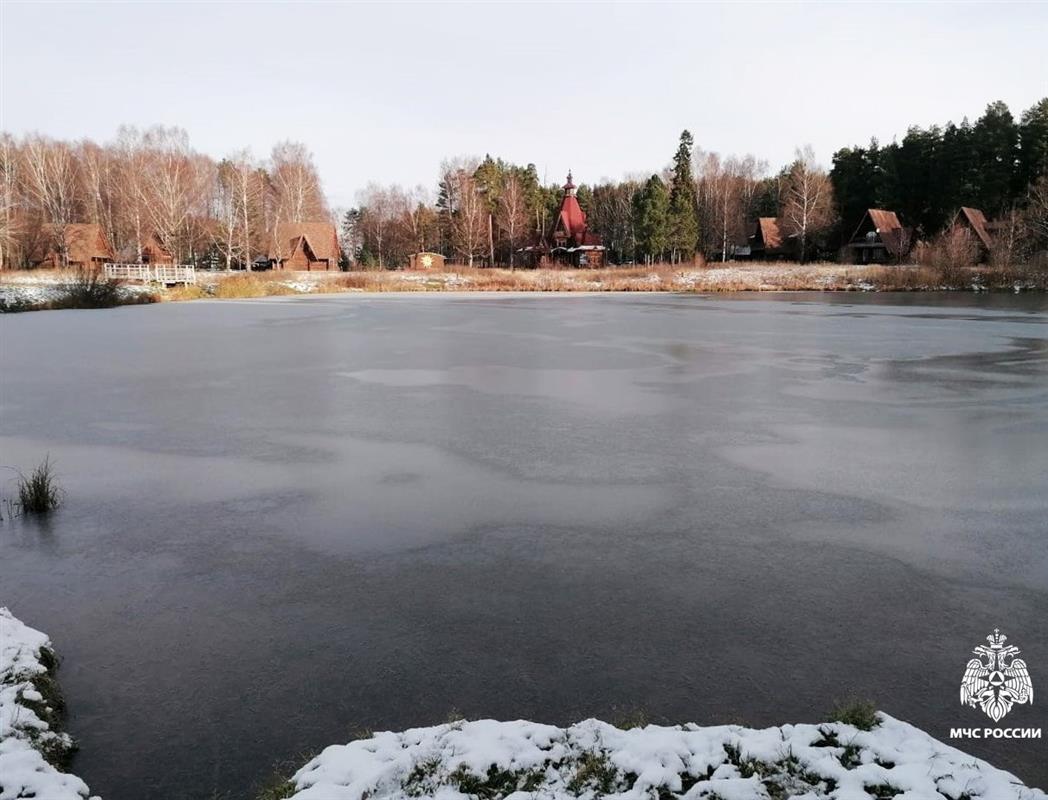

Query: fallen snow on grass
<box><xmin>0</xmin><ymin>277</ymin><xmax>156</xmax><ymax>311</ymax></box>
<box><xmin>289</xmin><ymin>716</ymin><xmax>1044</xmax><ymax>800</ymax></box>
<box><xmin>283</xmin><ymin>280</ymin><xmax>320</xmax><ymax>293</ymax></box>
<box><xmin>0</xmin><ymin>608</ymin><xmax>98</xmax><ymax>800</ymax></box>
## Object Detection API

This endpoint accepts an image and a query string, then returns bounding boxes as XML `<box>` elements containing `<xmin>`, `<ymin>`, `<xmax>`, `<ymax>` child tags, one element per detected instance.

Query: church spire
<box><xmin>564</xmin><ymin>170</ymin><xmax>576</xmax><ymax>196</ymax></box>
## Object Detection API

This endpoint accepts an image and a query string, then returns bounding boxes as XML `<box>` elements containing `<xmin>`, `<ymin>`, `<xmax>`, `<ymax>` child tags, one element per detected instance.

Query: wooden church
<box><xmin>522</xmin><ymin>172</ymin><xmax>606</xmax><ymax>267</ymax></box>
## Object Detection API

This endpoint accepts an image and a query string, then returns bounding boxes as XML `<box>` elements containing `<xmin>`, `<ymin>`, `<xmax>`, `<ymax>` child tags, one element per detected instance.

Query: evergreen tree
<box><xmin>634</xmin><ymin>174</ymin><xmax>670</xmax><ymax>264</ymax></box>
<box><xmin>972</xmin><ymin>101</ymin><xmax>1019</xmax><ymax>214</ymax></box>
<box><xmin>830</xmin><ymin>140</ymin><xmax>882</xmax><ymax>244</ymax></box>
<box><xmin>667</xmin><ymin>130</ymin><xmax>699</xmax><ymax>262</ymax></box>
<box><xmin>1019</xmin><ymin>98</ymin><xmax>1048</xmax><ymax>190</ymax></box>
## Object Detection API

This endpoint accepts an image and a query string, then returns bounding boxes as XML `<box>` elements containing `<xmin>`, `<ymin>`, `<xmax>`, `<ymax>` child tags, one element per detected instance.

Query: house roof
<box><xmin>955</xmin><ymin>206</ymin><xmax>993</xmax><ymax>250</ymax></box>
<box><xmin>143</xmin><ymin>231</ymin><xmax>172</xmax><ymax>256</ymax></box>
<box><xmin>849</xmin><ymin>209</ymin><xmax>910</xmax><ymax>257</ymax></box>
<box><xmin>50</xmin><ymin>223</ymin><xmax>113</xmax><ymax>263</ymax></box>
<box><xmin>867</xmin><ymin>209</ymin><xmax>903</xmax><ymax>233</ymax></box>
<box><xmin>555</xmin><ymin>198</ymin><xmax>588</xmax><ymax>240</ymax></box>
<box><xmin>757</xmin><ymin>218</ymin><xmax>785</xmax><ymax>250</ymax></box>
<box><xmin>273</xmin><ymin>222</ymin><xmax>339</xmax><ymax>261</ymax></box>
<box><xmin>552</xmin><ymin>172</ymin><xmax>602</xmax><ymax>247</ymax></box>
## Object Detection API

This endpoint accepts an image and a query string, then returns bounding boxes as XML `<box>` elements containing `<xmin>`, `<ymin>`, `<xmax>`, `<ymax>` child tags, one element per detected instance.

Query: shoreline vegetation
<box><xmin>1</xmin><ymin>262</ymin><xmax>1046</xmax><ymax>312</ymax></box>
<box><xmin>268</xmin><ymin>714</ymin><xmax>1045</xmax><ymax>800</ymax></box>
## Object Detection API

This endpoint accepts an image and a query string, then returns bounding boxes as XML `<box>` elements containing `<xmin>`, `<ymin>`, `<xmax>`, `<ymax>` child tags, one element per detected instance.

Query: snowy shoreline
<box><xmin>286</xmin><ymin>716</ymin><xmax>1047</xmax><ymax>800</ymax></box>
<box><xmin>2</xmin><ymin>607</ymin><xmax>1044</xmax><ymax>800</ymax></box>
<box><xmin>0</xmin><ymin>608</ymin><xmax>98</xmax><ymax>800</ymax></box>
<box><xmin>1</xmin><ymin>263</ymin><xmax>1043</xmax><ymax>313</ymax></box>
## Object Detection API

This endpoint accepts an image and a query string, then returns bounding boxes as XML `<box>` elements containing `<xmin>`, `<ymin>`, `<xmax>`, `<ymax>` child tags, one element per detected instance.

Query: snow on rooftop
<box><xmin>1</xmin><ymin>607</ymin><xmax>98</xmax><ymax>800</ymax></box>
<box><xmin>289</xmin><ymin>716</ymin><xmax>1046</xmax><ymax>800</ymax></box>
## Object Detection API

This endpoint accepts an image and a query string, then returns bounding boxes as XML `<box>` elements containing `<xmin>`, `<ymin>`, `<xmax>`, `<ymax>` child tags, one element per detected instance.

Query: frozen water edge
<box><xmin>290</xmin><ymin>717</ymin><xmax>1046</xmax><ymax>800</ymax></box>
<box><xmin>0</xmin><ymin>608</ymin><xmax>98</xmax><ymax>800</ymax></box>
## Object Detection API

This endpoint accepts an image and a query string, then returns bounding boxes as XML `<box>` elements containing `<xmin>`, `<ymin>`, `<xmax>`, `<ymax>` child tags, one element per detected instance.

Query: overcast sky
<box><xmin>2</xmin><ymin>1</ymin><xmax>1046</xmax><ymax>208</ymax></box>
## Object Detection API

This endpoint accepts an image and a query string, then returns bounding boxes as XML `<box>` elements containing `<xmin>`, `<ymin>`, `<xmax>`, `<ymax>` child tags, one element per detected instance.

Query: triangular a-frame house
<box><xmin>269</xmin><ymin>222</ymin><xmax>339</xmax><ymax>270</ymax></box>
<box><xmin>845</xmin><ymin>209</ymin><xmax>913</xmax><ymax>263</ymax></box>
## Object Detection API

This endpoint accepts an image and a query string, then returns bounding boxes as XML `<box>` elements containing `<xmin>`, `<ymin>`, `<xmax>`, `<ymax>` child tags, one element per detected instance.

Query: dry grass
<box><xmin>5</xmin><ymin>262</ymin><xmax>1047</xmax><ymax>312</ymax></box>
<box><xmin>210</xmin><ymin>273</ymin><xmax>297</xmax><ymax>299</ymax></box>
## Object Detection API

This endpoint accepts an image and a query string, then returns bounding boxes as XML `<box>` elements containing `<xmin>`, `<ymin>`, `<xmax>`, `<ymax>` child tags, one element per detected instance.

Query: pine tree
<box><xmin>667</xmin><ymin>130</ymin><xmax>699</xmax><ymax>262</ymax></box>
<box><xmin>972</xmin><ymin>101</ymin><xmax>1019</xmax><ymax>214</ymax></box>
<box><xmin>1019</xmin><ymin>98</ymin><xmax>1048</xmax><ymax>191</ymax></box>
<box><xmin>635</xmin><ymin>174</ymin><xmax>670</xmax><ymax>264</ymax></box>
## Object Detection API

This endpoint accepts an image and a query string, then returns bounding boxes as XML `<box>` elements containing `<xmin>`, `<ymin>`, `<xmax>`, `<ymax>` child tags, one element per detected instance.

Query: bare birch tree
<box><xmin>0</xmin><ymin>134</ymin><xmax>20</xmax><ymax>269</ymax></box>
<box><xmin>497</xmin><ymin>172</ymin><xmax>528</xmax><ymax>268</ymax></box>
<box><xmin>781</xmin><ymin>145</ymin><xmax>835</xmax><ymax>262</ymax></box>
<box><xmin>449</xmin><ymin>168</ymin><xmax>486</xmax><ymax>267</ymax></box>
<box><xmin>20</xmin><ymin>135</ymin><xmax>80</xmax><ymax>265</ymax></box>
<box><xmin>270</xmin><ymin>141</ymin><xmax>326</xmax><ymax>225</ymax></box>
<box><xmin>139</xmin><ymin>127</ymin><xmax>207</xmax><ymax>263</ymax></box>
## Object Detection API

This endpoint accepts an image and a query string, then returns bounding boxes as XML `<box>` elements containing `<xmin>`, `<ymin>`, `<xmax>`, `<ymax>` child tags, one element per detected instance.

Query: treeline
<box><xmin>3</xmin><ymin>98</ymin><xmax>1047</xmax><ymax>271</ymax></box>
<box><xmin>832</xmin><ymin>99</ymin><xmax>1048</xmax><ymax>260</ymax></box>
<box><xmin>348</xmin><ymin>98</ymin><xmax>1048</xmax><ymax>267</ymax></box>
<box><xmin>0</xmin><ymin>126</ymin><xmax>328</xmax><ymax>269</ymax></box>
<box><xmin>347</xmin><ymin>136</ymin><xmax>832</xmax><ymax>267</ymax></box>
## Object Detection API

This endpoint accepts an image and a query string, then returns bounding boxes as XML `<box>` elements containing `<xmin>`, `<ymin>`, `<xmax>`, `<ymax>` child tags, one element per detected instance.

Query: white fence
<box><xmin>104</xmin><ymin>263</ymin><xmax>196</xmax><ymax>285</ymax></box>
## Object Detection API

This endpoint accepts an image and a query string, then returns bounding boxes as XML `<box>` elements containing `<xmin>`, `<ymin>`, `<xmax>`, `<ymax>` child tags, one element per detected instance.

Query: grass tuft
<box><xmin>17</xmin><ymin>456</ymin><xmax>63</xmax><ymax>514</ymax></box>
<box><xmin>829</xmin><ymin>698</ymin><xmax>879</xmax><ymax>731</ymax></box>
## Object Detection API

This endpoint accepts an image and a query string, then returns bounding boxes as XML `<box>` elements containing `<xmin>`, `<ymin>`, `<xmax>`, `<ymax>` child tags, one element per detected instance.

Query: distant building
<box><xmin>34</xmin><ymin>223</ymin><xmax>113</xmax><ymax>269</ymax></box>
<box><xmin>948</xmin><ymin>207</ymin><xmax>994</xmax><ymax>259</ymax></box>
<box><xmin>268</xmin><ymin>222</ymin><xmax>340</xmax><ymax>271</ymax></box>
<box><xmin>522</xmin><ymin>173</ymin><xmax>605</xmax><ymax>267</ymax></box>
<box><xmin>845</xmin><ymin>209</ymin><xmax>913</xmax><ymax>263</ymax></box>
<box><xmin>141</xmin><ymin>232</ymin><xmax>174</xmax><ymax>264</ymax></box>
<box><xmin>746</xmin><ymin>217</ymin><xmax>796</xmax><ymax>260</ymax></box>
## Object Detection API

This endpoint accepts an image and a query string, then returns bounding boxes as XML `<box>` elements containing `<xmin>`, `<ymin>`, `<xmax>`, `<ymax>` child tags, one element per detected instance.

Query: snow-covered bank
<box><xmin>288</xmin><ymin>716</ymin><xmax>1045</xmax><ymax>800</ymax></box>
<box><xmin>0</xmin><ymin>608</ymin><xmax>98</xmax><ymax>800</ymax></box>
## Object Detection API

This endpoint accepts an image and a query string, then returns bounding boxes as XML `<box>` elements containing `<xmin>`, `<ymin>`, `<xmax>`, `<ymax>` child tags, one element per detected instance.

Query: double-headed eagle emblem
<box><xmin>960</xmin><ymin>629</ymin><xmax>1034</xmax><ymax>722</ymax></box>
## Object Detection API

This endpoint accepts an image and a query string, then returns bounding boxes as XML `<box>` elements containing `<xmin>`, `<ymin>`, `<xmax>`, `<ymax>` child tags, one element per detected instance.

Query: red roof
<box><xmin>757</xmin><ymin>218</ymin><xmax>785</xmax><ymax>250</ymax></box>
<box><xmin>955</xmin><ymin>207</ymin><xmax>993</xmax><ymax>250</ymax></box>
<box><xmin>552</xmin><ymin>172</ymin><xmax>602</xmax><ymax>247</ymax></box>
<box><xmin>272</xmin><ymin>222</ymin><xmax>339</xmax><ymax>261</ymax></box>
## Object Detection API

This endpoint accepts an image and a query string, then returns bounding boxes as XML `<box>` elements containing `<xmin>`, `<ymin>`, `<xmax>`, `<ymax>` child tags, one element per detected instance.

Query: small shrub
<box><xmin>17</xmin><ymin>456</ymin><xmax>63</xmax><ymax>514</ymax></box>
<box><xmin>55</xmin><ymin>268</ymin><xmax>127</xmax><ymax>309</ymax></box>
<box><xmin>829</xmin><ymin>698</ymin><xmax>879</xmax><ymax>731</ymax></box>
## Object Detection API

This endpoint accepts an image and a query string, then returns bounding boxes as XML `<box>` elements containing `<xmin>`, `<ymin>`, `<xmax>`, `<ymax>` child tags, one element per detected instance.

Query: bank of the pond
<box><xmin>0</xmin><ymin>608</ymin><xmax>98</xmax><ymax>800</ymax></box>
<box><xmin>278</xmin><ymin>715</ymin><xmax>1045</xmax><ymax>800</ymax></box>
<box><xmin>2</xmin><ymin>263</ymin><xmax>1046</xmax><ymax>312</ymax></box>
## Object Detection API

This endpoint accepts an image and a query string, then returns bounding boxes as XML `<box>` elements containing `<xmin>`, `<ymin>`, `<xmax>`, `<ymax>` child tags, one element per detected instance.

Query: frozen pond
<box><xmin>2</xmin><ymin>292</ymin><xmax>1046</xmax><ymax>798</ymax></box>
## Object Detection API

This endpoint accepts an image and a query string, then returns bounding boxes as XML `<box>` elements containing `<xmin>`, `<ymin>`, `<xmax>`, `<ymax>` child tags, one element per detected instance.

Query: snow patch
<box><xmin>288</xmin><ymin>716</ymin><xmax>1045</xmax><ymax>800</ymax></box>
<box><xmin>0</xmin><ymin>607</ymin><xmax>98</xmax><ymax>800</ymax></box>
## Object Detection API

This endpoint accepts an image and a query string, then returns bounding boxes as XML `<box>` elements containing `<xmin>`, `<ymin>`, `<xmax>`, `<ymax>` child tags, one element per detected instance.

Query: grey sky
<box><xmin>2</xmin><ymin>1</ymin><xmax>1046</xmax><ymax>208</ymax></box>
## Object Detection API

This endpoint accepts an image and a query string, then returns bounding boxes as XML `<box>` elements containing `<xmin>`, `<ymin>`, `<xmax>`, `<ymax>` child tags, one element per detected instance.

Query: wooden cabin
<box><xmin>747</xmin><ymin>217</ymin><xmax>797</xmax><ymax>260</ymax></box>
<box><xmin>268</xmin><ymin>223</ymin><xmax>340</xmax><ymax>271</ymax></box>
<box><xmin>522</xmin><ymin>172</ymin><xmax>605</xmax><ymax>267</ymax></box>
<box><xmin>948</xmin><ymin>207</ymin><xmax>994</xmax><ymax>260</ymax></box>
<box><xmin>142</xmin><ymin>232</ymin><xmax>174</xmax><ymax>264</ymax></box>
<box><xmin>34</xmin><ymin>223</ymin><xmax>113</xmax><ymax>269</ymax></box>
<box><xmin>845</xmin><ymin>209</ymin><xmax>913</xmax><ymax>263</ymax></box>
